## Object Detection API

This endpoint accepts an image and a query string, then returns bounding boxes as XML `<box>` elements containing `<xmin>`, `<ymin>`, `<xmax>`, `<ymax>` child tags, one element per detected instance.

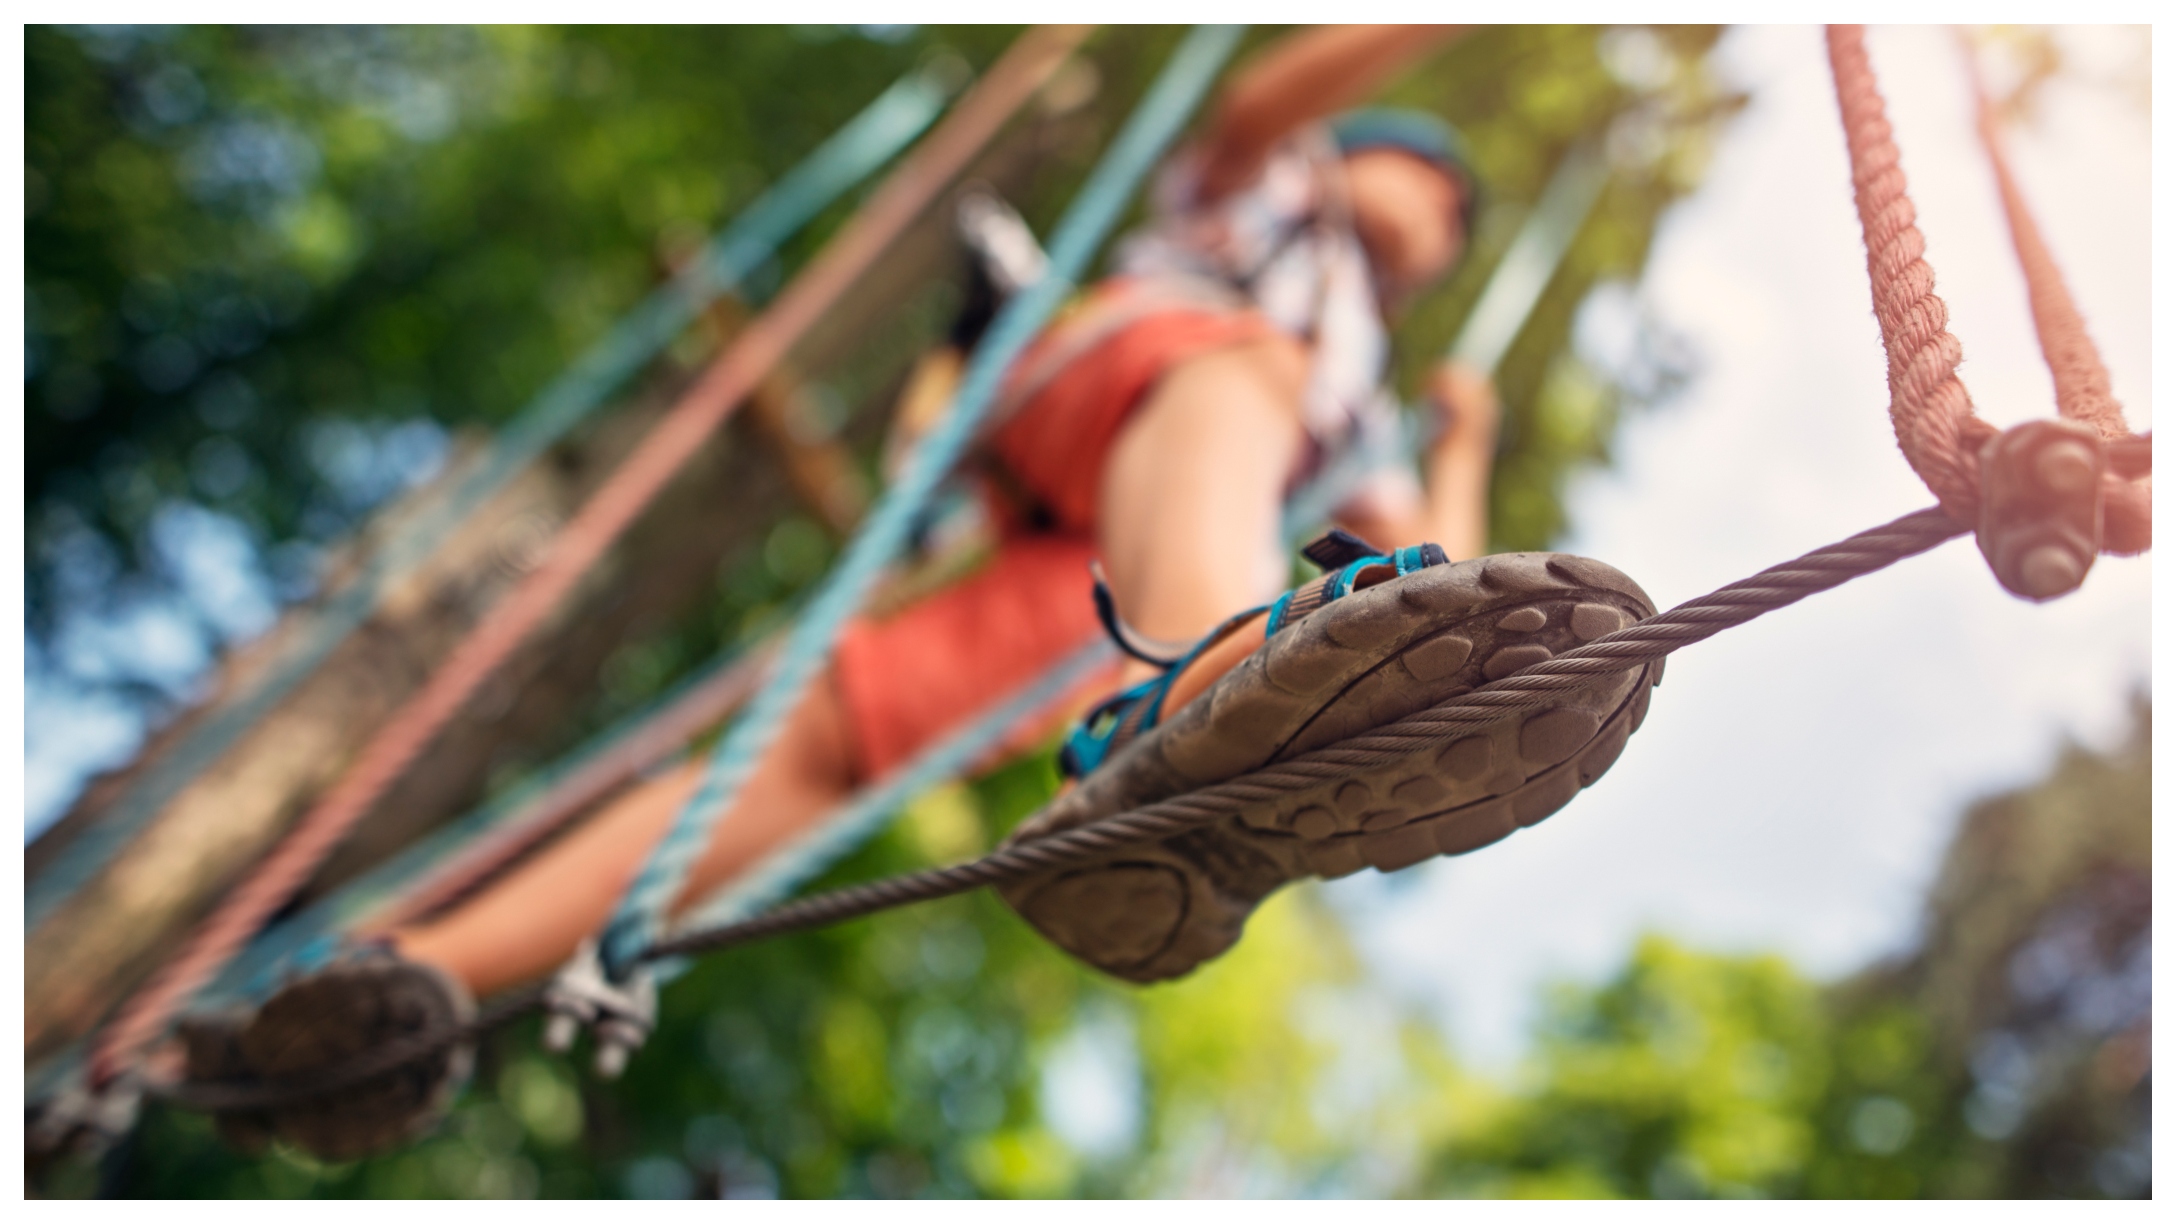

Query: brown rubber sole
<box><xmin>184</xmin><ymin>951</ymin><xmax>476</xmax><ymax>1161</ymax></box>
<box><xmin>997</xmin><ymin>552</ymin><xmax>1662</xmax><ymax>984</ymax></box>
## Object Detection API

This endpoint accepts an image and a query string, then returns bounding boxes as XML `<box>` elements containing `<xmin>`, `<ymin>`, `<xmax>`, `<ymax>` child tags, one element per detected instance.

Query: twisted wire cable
<box><xmin>645</xmin><ymin>506</ymin><xmax>1967</xmax><ymax>963</ymax></box>
<box><xmin>159</xmin><ymin>507</ymin><xmax>1966</xmax><ymax>1113</ymax></box>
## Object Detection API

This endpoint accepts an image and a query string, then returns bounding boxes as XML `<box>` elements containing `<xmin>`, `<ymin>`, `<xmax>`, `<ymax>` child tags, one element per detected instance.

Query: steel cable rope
<box><xmin>654</xmin><ymin>636</ymin><xmax>1117</xmax><ymax>978</ymax></box>
<box><xmin>595</xmin><ymin>24</ymin><xmax>1249</xmax><ymax>979</ymax></box>
<box><xmin>83</xmin><ymin>24</ymin><xmax>1095</xmax><ymax>1089</ymax></box>
<box><xmin>25</xmin><ymin>67</ymin><xmax>954</xmax><ymax>933</ymax></box>
<box><xmin>642</xmin><ymin>506</ymin><xmax>1966</xmax><ymax>962</ymax></box>
<box><xmin>152</xmin><ymin>505</ymin><xmax>1967</xmax><ymax>1114</ymax></box>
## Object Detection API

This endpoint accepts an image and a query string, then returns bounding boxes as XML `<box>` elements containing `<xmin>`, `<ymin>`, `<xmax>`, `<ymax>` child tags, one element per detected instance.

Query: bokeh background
<box><xmin>22</xmin><ymin>24</ymin><xmax>2150</xmax><ymax>1198</ymax></box>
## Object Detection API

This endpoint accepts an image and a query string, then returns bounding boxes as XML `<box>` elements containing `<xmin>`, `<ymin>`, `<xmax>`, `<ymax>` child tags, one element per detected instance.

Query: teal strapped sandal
<box><xmin>1001</xmin><ymin>530</ymin><xmax>1661</xmax><ymax>983</ymax></box>
<box><xmin>1058</xmin><ymin>532</ymin><xmax>1452</xmax><ymax>780</ymax></box>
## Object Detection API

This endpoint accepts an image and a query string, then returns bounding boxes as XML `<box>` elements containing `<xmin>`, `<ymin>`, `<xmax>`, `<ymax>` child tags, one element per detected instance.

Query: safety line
<box><xmin>642</xmin><ymin>507</ymin><xmax>1968</xmax><ymax>963</ymax></box>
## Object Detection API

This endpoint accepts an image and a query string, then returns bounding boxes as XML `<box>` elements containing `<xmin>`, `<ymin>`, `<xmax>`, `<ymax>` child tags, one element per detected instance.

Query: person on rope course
<box><xmin>194</xmin><ymin>25</ymin><xmax>1670</xmax><ymax>1157</ymax></box>
<box><xmin>358</xmin><ymin>22</ymin><xmax>1520</xmax><ymax>988</ymax></box>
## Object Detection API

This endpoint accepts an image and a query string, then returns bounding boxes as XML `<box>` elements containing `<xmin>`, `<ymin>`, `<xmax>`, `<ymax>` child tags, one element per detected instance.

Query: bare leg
<box><xmin>388</xmin><ymin>337</ymin><xmax>1311</xmax><ymax>997</ymax></box>
<box><xmin>389</xmin><ymin>676</ymin><xmax>857</xmax><ymax>998</ymax></box>
<box><xmin>1097</xmin><ymin>337</ymin><xmax>1309</xmax><ymax>692</ymax></box>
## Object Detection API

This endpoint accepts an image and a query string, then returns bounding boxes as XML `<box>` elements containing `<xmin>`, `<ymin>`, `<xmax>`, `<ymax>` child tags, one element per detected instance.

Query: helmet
<box><xmin>1328</xmin><ymin>107</ymin><xmax>1484</xmax><ymax>244</ymax></box>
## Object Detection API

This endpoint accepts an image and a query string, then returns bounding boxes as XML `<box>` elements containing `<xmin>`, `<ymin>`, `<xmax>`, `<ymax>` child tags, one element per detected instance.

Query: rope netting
<box><xmin>49</xmin><ymin>24</ymin><xmax>2153</xmax><ymax>1136</ymax></box>
<box><xmin>25</xmin><ymin>67</ymin><xmax>955</xmax><ymax>934</ymax></box>
<box><xmin>83</xmin><ymin>24</ymin><xmax>1096</xmax><ymax>1089</ymax></box>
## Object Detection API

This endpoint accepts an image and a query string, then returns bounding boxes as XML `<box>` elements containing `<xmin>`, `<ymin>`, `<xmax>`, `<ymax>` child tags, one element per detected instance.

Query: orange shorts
<box><xmin>833</xmin><ymin>288</ymin><xmax>1277</xmax><ymax>779</ymax></box>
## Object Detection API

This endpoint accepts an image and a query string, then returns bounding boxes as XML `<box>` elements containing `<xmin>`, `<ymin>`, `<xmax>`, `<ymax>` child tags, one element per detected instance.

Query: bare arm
<box><xmin>1333</xmin><ymin>359</ymin><xmax>1500</xmax><ymax>560</ymax></box>
<box><xmin>1197</xmin><ymin>24</ymin><xmax>1469</xmax><ymax>199</ymax></box>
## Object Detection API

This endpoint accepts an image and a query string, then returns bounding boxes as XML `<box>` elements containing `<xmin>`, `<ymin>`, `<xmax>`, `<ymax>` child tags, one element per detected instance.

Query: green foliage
<box><xmin>25</xmin><ymin>23</ymin><xmax>1007</xmax><ymax>641</ymax></box>
<box><xmin>1419</xmin><ymin>938</ymin><xmax>1832</xmax><ymax>1198</ymax></box>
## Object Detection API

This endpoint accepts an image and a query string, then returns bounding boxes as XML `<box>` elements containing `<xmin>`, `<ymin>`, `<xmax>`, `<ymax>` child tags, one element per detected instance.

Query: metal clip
<box><xmin>1975</xmin><ymin>419</ymin><xmax>2106</xmax><ymax>601</ymax></box>
<box><xmin>540</xmin><ymin>940</ymin><xmax>656</xmax><ymax>1080</ymax></box>
<box><xmin>28</xmin><ymin>1074</ymin><xmax>143</xmax><ymax>1161</ymax></box>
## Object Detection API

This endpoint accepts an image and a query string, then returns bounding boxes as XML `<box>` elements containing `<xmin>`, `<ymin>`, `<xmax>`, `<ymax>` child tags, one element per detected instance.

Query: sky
<box><xmin>1327</xmin><ymin>24</ymin><xmax>2153</xmax><ymax>1069</ymax></box>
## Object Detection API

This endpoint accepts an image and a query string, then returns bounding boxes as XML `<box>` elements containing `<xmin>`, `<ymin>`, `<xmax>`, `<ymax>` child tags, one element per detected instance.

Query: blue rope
<box><xmin>599</xmin><ymin>25</ymin><xmax>1249</xmax><ymax>977</ymax></box>
<box><xmin>26</xmin><ymin>70</ymin><xmax>952</xmax><ymax>930</ymax></box>
<box><xmin>651</xmin><ymin>637</ymin><xmax>1115</xmax><ymax>983</ymax></box>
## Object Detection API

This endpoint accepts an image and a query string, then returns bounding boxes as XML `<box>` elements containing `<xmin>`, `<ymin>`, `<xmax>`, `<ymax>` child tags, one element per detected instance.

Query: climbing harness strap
<box><xmin>593</xmin><ymin>25</ymin><xmax>1249</xmax><ymax>980</ymax></box>
<box><xmin>82</xmin><ymin>24</ymin><xmax>1094</xmax><ymax>1090</ymax></box>
<box><xmin>26</xmin><ymin>66</ymin><xmax>955</xmax><ymax>934</ymax></box>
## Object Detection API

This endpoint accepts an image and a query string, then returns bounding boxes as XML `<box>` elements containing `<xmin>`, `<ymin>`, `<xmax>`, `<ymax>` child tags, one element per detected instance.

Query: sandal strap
<box><xmin>1063</xmin><ymin>533</ymin><xmax>1449</xmax><ymax>779</ymax></box>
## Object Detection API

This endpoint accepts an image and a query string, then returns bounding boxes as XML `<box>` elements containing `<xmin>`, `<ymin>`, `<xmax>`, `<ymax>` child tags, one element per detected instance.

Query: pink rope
<box><xmin>1958</xmin><ymin>33</ymin><xmax>2150</xmax><ymax>554</ymax></box>
<box><xmin>1825</xmin><ymin>24</ymin><xmax>2000</xmax><ymax>524</ymax></box>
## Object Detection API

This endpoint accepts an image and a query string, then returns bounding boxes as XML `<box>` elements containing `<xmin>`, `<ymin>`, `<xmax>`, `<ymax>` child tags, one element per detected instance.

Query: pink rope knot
<box><xmin>1826</xmin><ymin>24</ymin><xmax>2149</xmax><ymax>576</ymax></box>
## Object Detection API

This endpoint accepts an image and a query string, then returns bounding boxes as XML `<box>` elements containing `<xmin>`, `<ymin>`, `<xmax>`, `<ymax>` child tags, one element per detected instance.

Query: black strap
<box><xmin>1300</xmin><ymin>528</ymin><xmax>1383</xmax><ymax>572</ymax></box>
